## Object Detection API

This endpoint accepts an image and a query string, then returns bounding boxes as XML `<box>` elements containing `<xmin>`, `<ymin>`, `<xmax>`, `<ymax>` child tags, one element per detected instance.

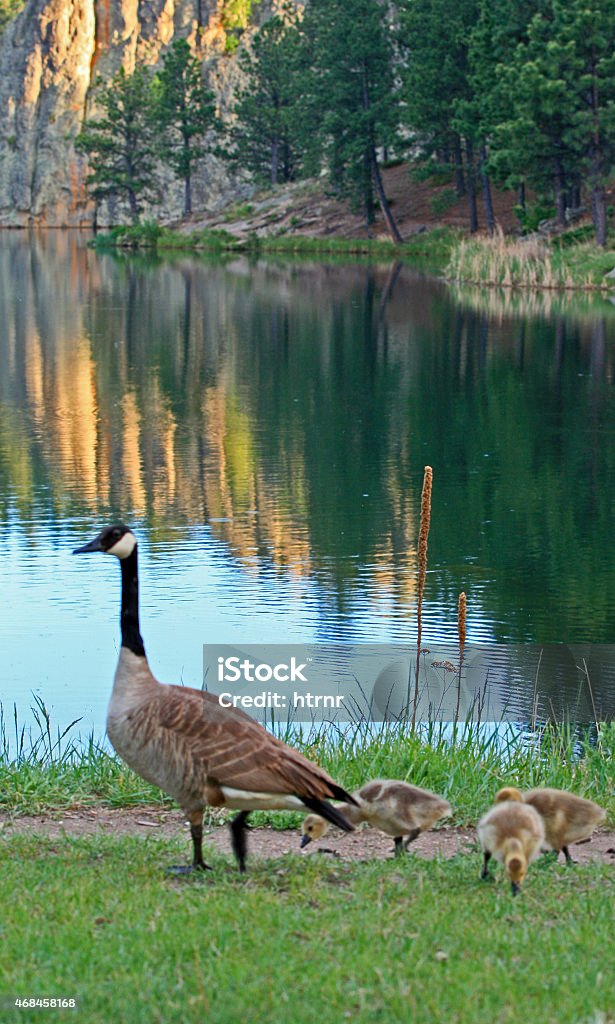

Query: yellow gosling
<box><xmin>301</xmin><ymin>779</ymin><xmax>451</xmax><ymax>855</ymax></box>
<box><xmin>477</xmin><ymin>797</ymin><xmax>545</xmax><ymax>896</ymax></box>
<box><xmin>494</xmin><ymin>786</ymin><xmax>606</xmax><ymax>863</ymax></box>
<box><xmin>523</xmin><ymin>788</ymin><xmax>606</xmax><ymax>864</ymax></box>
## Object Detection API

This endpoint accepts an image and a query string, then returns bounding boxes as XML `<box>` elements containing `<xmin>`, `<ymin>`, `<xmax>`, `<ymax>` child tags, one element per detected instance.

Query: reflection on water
<box><xmin>1</xmin><ymin>231</ymin><xmax>614</xmax><ymax>737</ymax></box>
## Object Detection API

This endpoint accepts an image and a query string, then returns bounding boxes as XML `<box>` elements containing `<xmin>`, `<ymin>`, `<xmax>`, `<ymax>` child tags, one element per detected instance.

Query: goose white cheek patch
<box><xmin>108</xmin><ymin>533</ymin><xmax>137</xmax><ymax>559</ymax></box>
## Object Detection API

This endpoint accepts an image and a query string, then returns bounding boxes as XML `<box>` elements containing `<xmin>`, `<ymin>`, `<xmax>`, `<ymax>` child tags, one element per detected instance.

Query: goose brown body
<box><xmin>108</xmin><ymin>648</ymin><xmax>353</xmax><ymax>815</ymax></box>
<box><xmin>477</xmin><ymin>796</ymin><xmax>545</xmax><ymax>895</ymax></box>
<box><xmin>301</xmin><ymin>778</ymin><xmax>451</xmax><ymax>854</ymax></box>
<box><xmin>497</xmin><ymin>786</ymin><xmax>606</xmax><ymax>862</ymax></box>
<box><xmin>74</xmin><ymin>524</ymin><xmax>355</xmax><ymax>873</ymax></box>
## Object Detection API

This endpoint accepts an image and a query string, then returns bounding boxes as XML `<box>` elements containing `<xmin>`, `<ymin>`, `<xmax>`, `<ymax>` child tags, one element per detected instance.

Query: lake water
<box><xmin>1</xmin><ymin>230</ymin><xmax>614</xmax><ymax>744</ymax></box>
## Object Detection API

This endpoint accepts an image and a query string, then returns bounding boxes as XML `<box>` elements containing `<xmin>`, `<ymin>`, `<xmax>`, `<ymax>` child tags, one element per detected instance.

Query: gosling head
<box><xmin>505</xmin><ymin>853</ymin><xmax>527</xmax><ymax>897</ymax></box>
<box><xmin>73</xmin><ymin>523</ymin><xmax>137</xmax><ymax>560</ymax></box>
<box><xmin>300</xmin><ymin>814</ymin><xmax>329</xmax><ymax>848</ymax></box>
<box><xmin>495</xmin><ymin>787</ymin><xmax>524</xmax><ymax>804</ymax></box>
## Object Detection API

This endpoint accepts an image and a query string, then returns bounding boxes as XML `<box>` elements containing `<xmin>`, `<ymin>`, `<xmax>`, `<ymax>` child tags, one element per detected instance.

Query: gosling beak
<box><xmin>300</xmin><ymin>834</ymin><xmax>312</xmax><ymax>849</ymax></box>
<box><xmin>73</xmin><ymin>534</ymin><xmax>104</xmax><ymax>554</ymax></box>
<box><xmin>511</xmin><ymin>882</ymin><xmax>520</xmax><ymax>897</ymax></box>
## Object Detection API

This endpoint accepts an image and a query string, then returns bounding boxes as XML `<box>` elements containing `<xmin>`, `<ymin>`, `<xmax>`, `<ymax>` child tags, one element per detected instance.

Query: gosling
<box><xmin>497</xmin><ymin>786</ymin><xmax>606</xmax><ymax>864</ymax></box>
<box><xmin>300</xmin><ymin>779</ymin><xmax>451</xmax><ymax>855</ymax></box>
<box><xmin>477</xmin><ymin>789</ymin><xmax>544</xmax><ymax>896</ymax></box>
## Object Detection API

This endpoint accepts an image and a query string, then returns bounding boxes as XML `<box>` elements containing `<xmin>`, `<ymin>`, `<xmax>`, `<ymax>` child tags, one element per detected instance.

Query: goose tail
<box><xmin>301</xmin><ymin>795</ymin><xmax>355</xmax><ymax>833</ymax></box>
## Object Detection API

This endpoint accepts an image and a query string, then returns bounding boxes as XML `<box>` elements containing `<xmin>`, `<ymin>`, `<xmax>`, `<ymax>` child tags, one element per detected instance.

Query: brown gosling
<box><xmin>497</xmin><ymin>786</ymin><xmax>606</xmax><ymax>864</ymax></box>
<box><xmin>300</xmin><ymin>779</ymin><xmax>451</xmax><ymax>855</ymax></box>
<box><xmin>477</xmin><ymin>789</ymin><xmax>545</xmax><ymax>895</ymax></box>
<box><xmin>73</xmin><ymin>524</ymin><xmax>356</xmax><ymax>875</ymax></box>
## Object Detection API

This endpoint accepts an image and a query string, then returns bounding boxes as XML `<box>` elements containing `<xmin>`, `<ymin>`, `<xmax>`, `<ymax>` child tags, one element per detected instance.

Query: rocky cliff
<box><xmin>0</xmin><ymin>0</ymin><xmax>269</xmax><ymax>226</ymax></box>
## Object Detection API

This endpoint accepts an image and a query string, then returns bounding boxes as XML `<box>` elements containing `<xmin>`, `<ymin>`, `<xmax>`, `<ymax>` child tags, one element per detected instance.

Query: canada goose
<box><xmin>73</xmin><ymin>524</ymin><xmax>356</xmax><ymax>873</ymax></box>
<box><xmin>300</xmin><ymin>779</ymin><xmax>451</xmax><ymax>855</ymax></box>
<box><xmin>477</xmin><ymin>789</ymin><xmax>544</xmax><ymax>895</ymax></box>
<box><xmin>497</xmin><ymin>786</ymin><xmax>606</xmax><ymax>864</ymax></box>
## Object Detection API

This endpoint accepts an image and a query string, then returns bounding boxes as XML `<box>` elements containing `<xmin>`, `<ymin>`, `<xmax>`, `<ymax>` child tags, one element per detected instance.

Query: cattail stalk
<box><xmin>455</xmin><ymin>592</ymin><xmax>466</xmax><ymax>723</ymax></box>
<box><xmin>411</xmin><ymin>466</ymin><xmax>433</xmax><ymax>728</ymax></box>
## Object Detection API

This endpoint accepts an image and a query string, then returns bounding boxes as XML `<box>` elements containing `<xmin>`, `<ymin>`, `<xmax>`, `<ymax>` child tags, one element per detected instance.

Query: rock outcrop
<box><xmin>0</xmin><ymin>0</ymin><xmax>269</xmax><ymax>225</ymax></box>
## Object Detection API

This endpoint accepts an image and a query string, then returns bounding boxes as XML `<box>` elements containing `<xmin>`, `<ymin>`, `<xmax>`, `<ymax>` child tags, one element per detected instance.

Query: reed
<box><xmin>446</xmin><ymin>230</ymin><xmax>614</xmax><ymax>292</ymax></box>
<box><xmin>455</xmin><ymin>592</ymin><xmax>467</xmax><ymax>723</ymax></box>
<box><xmin>411</xmin><ymin>465</ymin><xmax>433</xmax><ymax>727</ymax></box>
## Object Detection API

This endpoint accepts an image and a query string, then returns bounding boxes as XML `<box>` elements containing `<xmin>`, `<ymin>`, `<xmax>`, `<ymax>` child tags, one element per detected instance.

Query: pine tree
<box><xmin>76</xmin><ymin>67</ymin><xmax>157</xmax><ymax>224</ymax></box>
<box><xmin>467</xmin><ymin>0</ymin><xmax>545</xmax><ymax>226</ymax></box>
<box><xmin>398</xmin><ymin>0</ymin><xmax>487</xmax><ymax>232</ymax></box>
<box><xmin>489</xmin><ymin>0</ymin><xmax>615</xmax><ymax>243</ymax></box>
<box><xmin>555</xmin><ymin>0</ymin><xmax>615</xmax><ymax>246</ymax></box>
<box><xmin>153</xmin><ymin>39</ymin><xmax>217</xmax><ymax>217</ymax></box>
<box><xmin>228</xmin><ymin>9</ymin><xmax>303</xmax><ymax>185</ymax></box>
<box><xmin>299</xmin><ymin>0</ymin><xmax>402</xmax><ymax>240</ymax></box>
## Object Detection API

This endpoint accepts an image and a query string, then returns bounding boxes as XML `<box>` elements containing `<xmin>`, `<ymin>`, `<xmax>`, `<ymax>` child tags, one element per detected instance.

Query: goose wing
<box><xmin>158</xmin><ymin>686</ymin><xmax>351</xmax><ymax>801</ymax></box>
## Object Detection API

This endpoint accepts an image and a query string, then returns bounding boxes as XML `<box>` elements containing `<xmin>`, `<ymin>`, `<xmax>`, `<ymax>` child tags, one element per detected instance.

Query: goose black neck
<box><xmin>120</xmin><ymin>546</ymin><xmax>146</xmax><ymax>658</ymax></box>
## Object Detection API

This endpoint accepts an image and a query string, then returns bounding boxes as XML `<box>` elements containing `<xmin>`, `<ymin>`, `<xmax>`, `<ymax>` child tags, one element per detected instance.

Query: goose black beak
<box><xmin>73</xmin><ymin>535</ymin><xmax>104</xmax><ymax>554</ymax></box>
<box><xmin>300</xmin><ymin>834</ymin><xmax>312</xmax><ymax>849</ymax></box>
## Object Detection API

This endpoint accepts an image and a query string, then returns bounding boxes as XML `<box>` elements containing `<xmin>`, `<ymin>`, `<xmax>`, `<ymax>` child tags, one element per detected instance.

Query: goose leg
<box><xmin>167</xmin><ymin>811</ymin><xmax>212</xmax><ymax>875</ymax></box>
<box><xmin>230</xmin><ymin>811</ymin><xmax>251</xmax><ymax>873</ymax></box>
<box><xmin>190</xmin><ymin>821</ymin><xmax>213</xmax><ymax>871</ymax></box>
<box><xmin>403</xmin><ymin>827</ymin><xmax>421</xmax><ymax>849</ymax></box>
<box><xmin>562</xmin><ymin>845</ymin><xmax>577</xmax><ymax>865</ymax></box>
<box><xmin>481</xmin><ymin>851</ymin><xmax>492</xmax><ymax>879</ymax></box>
<box><xmin>394</xmin><ymin>836</ymin><xmax>404</xmax><ymax>856</ymax></box>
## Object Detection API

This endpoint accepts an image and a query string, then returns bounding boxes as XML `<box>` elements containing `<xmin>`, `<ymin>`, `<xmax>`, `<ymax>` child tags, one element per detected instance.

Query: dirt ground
<box><xmin>187</xmin><ymin>162</ymin><xmax>523</xmax><ymax>242</ymax></box>
<box><xmin>2</xmin><ymin>807</ymin><xmax>614</xmax><ymax>865</ymax></box>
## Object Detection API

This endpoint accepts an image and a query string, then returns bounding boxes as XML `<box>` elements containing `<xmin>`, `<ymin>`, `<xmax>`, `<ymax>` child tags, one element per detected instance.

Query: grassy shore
<box><xmin>446</xmin><ymin>230</ymin><xmax>615</xmax><ymax>291</ymax></box>
<box><xmin>90</xmin><ymin>221</ymin><xmax>458</xmax><ymax>270</ymax></box>
<box><xmin>90</xmin><ymin>220</ymin><xmax>615</xmax><ymax>293</ymax></box>
<box><xmin>2</xmin><ymin>719</ymin><xmax>613</xmax><ymax>825</ymax></box>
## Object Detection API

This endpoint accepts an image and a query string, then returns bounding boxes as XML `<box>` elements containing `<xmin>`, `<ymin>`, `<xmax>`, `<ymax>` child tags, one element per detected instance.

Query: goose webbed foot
<box><xmin>393</xmin><ymin>836</ymin><xmax>405</xmax><ymax>856</ymax></box>
<box><xmin>166</xmin><ymin>820</ymin><xmax>213</xmax><ymax>874</ymax></box>
<box><xmin>166</xmin><ymin>862</ymin><xmax>213</xmax><ymax>876</ymax></box>
<box><xmin>230</xmin><ymin>811</ymin><xmax>251</xmax><ymax>873</ymax></box>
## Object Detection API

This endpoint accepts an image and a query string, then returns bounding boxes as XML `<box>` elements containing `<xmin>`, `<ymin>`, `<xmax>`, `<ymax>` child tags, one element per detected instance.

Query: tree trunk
<box><xmin>358</xmin><ymin>63</ymin><xmax>402</xmax><ymax>243</ymax></box>
<box><xmin>554</xmin><ymin>161</ymin><xmax>566</xmax><ymax>227</ymax></box>
<box><xmin>516</xmin><ymin>182</ymin><xmax>526</xmax><ymax>231</ymax></box>
<box><xmin>271</xmin><ymin>139</ymin><xmax>279</xmax><ymax>186</ymax></box>
<box><xmin>571</xmin><ymin>180</ymin><xmax>581</xmax><ymax>209</ymax></box>
<box><xmin>184</xmin><ymin>172</ymin><xmax>192</xmax><ymax>218</ymax></box>
<box><xmin>453</xmin><ymin>134</ymin><xmax>465</xmax><ymax>197</ymax></box>
<box><xmin>465</xmin><ymin>138</ymin><xmax>478</xmax><ymax>233</ymax></box>
<box><xmin>591</xmin><ymin>182</ymin><xmax>607</xmax><ymax>247</ymax></box>
<box><xmin>479</xmin><ymin>144</ymin><xmax>495</xmax><ymax>233</ymax></box>
<box><xmin>370</xmin><ymin>148</ymin><xmax>402</xmax><ymax>242</ymax></box>
<box><xmin>128</xmin><ymin>188</ymin><xmax>138</xmax><ymax>225</ymax></box>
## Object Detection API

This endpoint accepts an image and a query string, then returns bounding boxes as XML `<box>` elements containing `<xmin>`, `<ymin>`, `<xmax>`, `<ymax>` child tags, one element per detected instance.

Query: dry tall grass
<box><xmin>446</xmin><ymin>229</ymin><xmax>603</xmax><ymax>291</ymax></box>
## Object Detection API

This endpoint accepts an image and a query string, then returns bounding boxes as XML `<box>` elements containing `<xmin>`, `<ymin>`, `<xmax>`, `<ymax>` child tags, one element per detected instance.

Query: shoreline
<box><xmin>2</xmin><ymin>808</ymin><xmax>615</xmax><ymax>865</ymax></box>
<box><xmin>88</xmin><ymin>222</ymin><xmax>615</xmax><ymax>294</ymax></box>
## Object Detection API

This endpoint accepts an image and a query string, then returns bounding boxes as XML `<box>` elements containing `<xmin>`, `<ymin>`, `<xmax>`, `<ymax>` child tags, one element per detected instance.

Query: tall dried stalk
<box><xmin>455</xmin><ymin>592</ymin><xmax>466</xmax><ymax>723</ymax></box>
<box><xmin>411</xmin><ymin>466</ymin><xmax>433</xmax><ymax>728</ymax></box>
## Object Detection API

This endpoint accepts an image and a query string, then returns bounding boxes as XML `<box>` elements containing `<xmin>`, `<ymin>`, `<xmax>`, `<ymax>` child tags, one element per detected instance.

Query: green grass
<box><xmin>0</xmin><ymin>833</ymin><xmax>613</xmax><ymax>1024</ymax></box>
<box><xmin>2</xmin><ymin>717</ymin><xmax>613</xmax><ymax>826</ymax></box>
<box><xmin>89</xmin><ymin>222</ymin><xmax>459</xmax><ymax>273</ymax></box>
